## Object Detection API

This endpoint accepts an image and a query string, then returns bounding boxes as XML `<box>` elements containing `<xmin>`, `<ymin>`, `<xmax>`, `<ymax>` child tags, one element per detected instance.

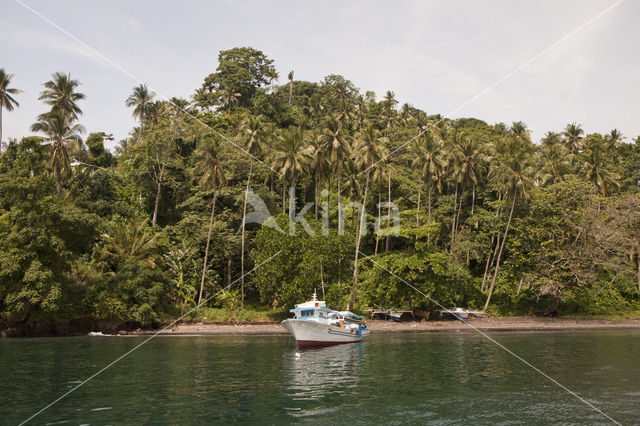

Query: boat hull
<box><xmin>281</xmin><ymin>319</ymin><xmax>370</xmax><ymax>347</ymax></box>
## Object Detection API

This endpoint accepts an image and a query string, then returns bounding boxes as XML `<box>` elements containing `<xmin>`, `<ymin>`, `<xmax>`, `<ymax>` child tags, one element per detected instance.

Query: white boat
<box><xmin>281</xmin><ymin>292</ymin><xmax>370</xmax><ymax>347</ymax></box>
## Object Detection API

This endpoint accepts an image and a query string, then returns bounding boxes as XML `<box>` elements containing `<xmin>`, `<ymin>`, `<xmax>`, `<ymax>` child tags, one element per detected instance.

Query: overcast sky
<box><xmin>1</xmin><ymin>0</ymin><xmax>638</xmax><ymax>149</ymax></box>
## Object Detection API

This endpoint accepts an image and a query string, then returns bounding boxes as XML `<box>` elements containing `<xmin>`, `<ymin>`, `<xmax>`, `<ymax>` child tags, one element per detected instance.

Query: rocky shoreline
<box><xmin>127</xmin><ymin>316</ymin><xmax>640</xmax><ymax>336</ymax></box>
<box><xmin>3</xmin><ymin>316</ymin><xmax>640</xmax><ymax>338</ymax></box>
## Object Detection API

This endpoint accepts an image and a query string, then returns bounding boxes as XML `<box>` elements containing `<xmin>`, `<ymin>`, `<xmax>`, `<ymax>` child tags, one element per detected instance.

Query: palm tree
<box><xmin>287</xmin><ymin>71</ymin><xmax>294</xmax><ymax>105</ymax></box>
<box><xmin>411</xmin><ymin>131</ymin><xmax>445</xmax><ymax>231</ymax></box>
<box><xmin>536</xmin><ymin>132</ymin><xmax>574</xmax><ymax>185</ymax></box>
<box><xmin>484</xmin><ymin>137</ymin><xmax>534</xmax><ymax>310</ymax></box>
<box><xmin>309</xmin><ymin>133</ymin><xmax>329</xmax><ymax>219</ymax></box>
<box><xmin>452</xmin><ymin>135</ymin><xmax>483</xmax><ymax>231</ymax></box>
<box><xmin>38</xmin><ymin>72</ymin><xmax>85</xmax><ymax>121</ymax></box>
<box><xmin>238</xmin><ymin>115</ymin><xmax>267</xmax><ymax>304</ymax></box>
<box><xmin>126</xmin><ymin>84</ymin><xmax>155</xmax><ymax>143</ymax></box>
<box><xmin>273</xmin><ymin>126</ymin><xmax>313</xmax><ymax>221</ymax></box>
<box><xmin>96</xmin><ymin>215</ymin><xmax>158</xmax><ymax>271</ymax></box>
<box><xmin>562</xmin><ymin>122</ymin><xmax>584</xmax><ymax>154</ymax></box>
<box><xmin>31</xmin><ymin>110</ymin><xmax>85</xmax><ymax>194</ymax></box>
<box><xmin>349</xmin><ymin>123</ymin><xmax>387</xmax><ymax>307</ymax></box>
<box><xmin>217</xmin><ymin>85</ymin><xmax>241</xmax><ymax>111</ymax></box>
<box><xmin>605</xmin><ymin>129</ymin><xmax>623</xmax><ymax>153</ymax></box>
<box><xmin>318</xmin><ymin>116</ymin><xmax>352</xmax><ymax>230</ymax></box>
<box><xmin>0</xmin><ymin>69</ymin><xmax>21</xmax><ymax>153</ymax></box>
<box><xmin>583</xmin><ymin>138</ymin><xmax>620</xmax><ymax>196</ymax></box>
<box><xmin>196</xmin><ymin>135</ymin><xmax>225</xmax><ymax>306</ymax></box>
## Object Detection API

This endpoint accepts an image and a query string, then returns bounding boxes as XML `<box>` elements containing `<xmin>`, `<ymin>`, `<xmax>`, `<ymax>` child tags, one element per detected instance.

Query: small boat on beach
<box><xmin>281</xmin><ymin>292</ymin><xmax>370</xmax><ymax>347</ymax></box>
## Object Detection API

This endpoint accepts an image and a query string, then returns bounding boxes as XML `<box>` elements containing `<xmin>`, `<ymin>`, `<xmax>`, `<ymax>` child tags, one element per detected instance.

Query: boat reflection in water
<box><xmin>284</xmin><ymin>342</ymin><xmax>366</xmax><ymax>414</ymax></box>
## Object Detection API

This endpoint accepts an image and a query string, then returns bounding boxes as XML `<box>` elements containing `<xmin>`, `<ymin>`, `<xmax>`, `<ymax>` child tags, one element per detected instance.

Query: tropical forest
<box><xmin>2</xmin><ymin>47</ymin><xmax>640</xmax><ymax>332</ymax></box>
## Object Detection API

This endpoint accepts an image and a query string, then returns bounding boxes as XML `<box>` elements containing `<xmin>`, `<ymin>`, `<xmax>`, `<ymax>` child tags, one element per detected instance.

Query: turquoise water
<box><xmin>1</xmin><ymin>330</ymin><xmax>639</xmax><ymax>424</ymax></box>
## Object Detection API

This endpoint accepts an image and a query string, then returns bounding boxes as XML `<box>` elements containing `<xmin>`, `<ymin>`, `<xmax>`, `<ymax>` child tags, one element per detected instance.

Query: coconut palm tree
<box><xmin>287</xmin><ymin>71</ymin><xmax>294</xmax><ymax>105</ymax></box>
<box><xmin>38</xmin><ymin>72</ymin><xmax>85</xmax><ymax>121</ymax></box>
<box><xmin>318</xmin><ymin>116</ymin><xmax>352</xmax><ymax>229</ymax></box>
<box><xmin>562</xmin><ymin>122</ymin><xmax>584</xmax><ymax>154</ymax></box>
<box><xmin>411</xmin><ymin>131</ymin><xmax>445</xmax><ymax>229</ymax></box>
<box><xmin>196</xmin><ymin>135</ymin><xmax>225</xmax><ymax>306</ymax></box>
<box><xmin>238</xmin><ymin>114</ymin><xmax>267</xmax><ymax>304</ymax></box>
<box><xmin>349</xmin><ymin>123</ymin><xmax>387</xmax><ymax>307</ymax></box>
<box><xmin>125</xmin><ymin>84</ymin><xmax>155</xmax><ymax>144</ymax></box>
<box><xmin>31</xmin><ymin>110</ymin><xmax>85</xmax><ymax>194</ymax></box>
<box><xmin>605</xmin><ymin>129</ymin><xmax>623</xmax><ymax>153</ymax></box>
<box><xmin>95</xmin><ymin>215</ymin><xmax>158</xmax><ymax>272</ymax></box>
<box><xmin>0</xmin><ymin>68</ymin><xmax>21</xmax><ymax>153</ymax></box>
<box><xmin>217</xmin><ymin>85</ymin><xmax>241</xmax><ymax>111</ymax></box>
<box><xmin>583</xmin><ymin>138</ymin><xmax>620</xmax><ymax>196</ymax></box>
<box><xmin>484</xmin><ymin>137</ymin><xmax>534</xmax><ymax>310</ymax></box>
<box><xmin>273</xmin><ymin>126</ymin><xmax>313</xmax><ymax>221</ymax></box>
<box><xmin>536</xmin><ymin>132</ymin><xmax>574</xmax><ymax>185</ymax></box>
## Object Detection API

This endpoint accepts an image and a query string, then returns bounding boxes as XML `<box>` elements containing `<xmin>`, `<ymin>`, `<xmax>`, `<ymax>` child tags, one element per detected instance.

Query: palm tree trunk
<box><xmin>450</xmin><ymin>183</ymin><xmax>458</xmax><ymax>249</ymax></box>
<box><xmin>471</xmin><ymin>184</ymin><xmax>476</xmax><ymax>216</ymax></box>
<box><xmin>315</xmin><ymin>175</ymin><xmax>319</xmax><ymax>220</ymax></box>
<box><xmin>240</xmin><ymin>159</ymin><xmax>253</xmax><ymax>306</ymax></box>
<box><xmin>455</xmin><ymin>189</ymin><xmax>464</xmax><ymax>234</ymax></box>
<box><xmin>152</xmin><ymin>178</ymin><xmax>162</xmax><ymax>226</ymax></box>
<box><xmin>482</xmin><ymin>193</ymin><xmax>504</xmax><ymax>290</ymax></box>
<box><xmin>484</xmin><ymin>191</ymin><xmax>517</xmax><ymax>311</ymax></box>
<box><xmin>350</xmin><ymin>168</ymin><xmax>370</xmax><ymax>309</ymax></box>
<box><xmin>282</xmin><ymin>182</ymin><xmax>286</xmax><ymax>214</ymax></box>
<box><xmin>427</xmin><ymin>181</ymin><xmax>432</xmax><ymax>224</ymax></box>
<box><xmin>338</xmin><ymin>164</ymin><xmax>343</xmax><ymax>233</ymax></box>
<box><xmin>416</xmin><ymin>180</ymin><xmax>422</xmax><ymax>228</ymax></box>
<box><xmin>136</xmin><ymin>121</ymin><xmax>143</xmax><ymax>144</ymax></box>
<box><xmin>198</xmin><ymin>191</ymin><xmax>217</xmax><ymax>306</ymax></box>
<box><xmin>0</xmin><ymin>106</ymin><xmax>3</xmax><ymax>154</ymax></box>
<box><xmin>288</xmin><ymin>80</ymin><xmax>293</xmax><ymax>105</ymax></box>
<box><xmin>375</xmin><ymin>184</ymin><xmax>381</xmax><ymax>255</ymax></box>
<box><xmin>385</xmin><ymin>164</ymin><xmax>391</xmax><ymax>251</ymax></box>
<box><xmin>482</xmin><ymin>233</ymin><xmax>500</xmax><ymax>292</ymax></box>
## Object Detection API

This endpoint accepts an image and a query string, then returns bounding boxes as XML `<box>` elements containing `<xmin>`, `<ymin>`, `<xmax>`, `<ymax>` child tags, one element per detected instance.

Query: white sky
<box><xmin>1</xmin><ymin>0</ymin><xmax>638</xmax><ymax>150</ymax></box>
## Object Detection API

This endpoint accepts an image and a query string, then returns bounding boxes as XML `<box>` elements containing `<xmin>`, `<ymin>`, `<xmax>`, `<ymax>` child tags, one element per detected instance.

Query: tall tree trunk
<box><xmin>375</xmin><ymin>184</ymin><xmax>381</xmax><ymax>255</ymax></box>
<box><xmin>427</xmin><ymin>181</ymin><xmax>432</xmax><ymax>244</ymax></box>
<box><xmin>0</xmin><ymin>106</ymin><xmax>3</xmax><ymax>154</ymax></box>
<box><xmin>198</xmin><ymin>191</ymin><xmax>217</xmax><ymax>306</ymax></box>
<box><xmin>338</xmin><ymin>164</ymin><xmax>343</xmax><ymax>233</ymax></box>
<box><xmin>450</xmin><ymin>183</ymin><xmax>458</xmax><ymax>249</ymax></box>
<box><xmin>240</xmin><ymin>159</ymin><xmax>253</xmax><ymax>306</ymax></box>
<box><xmin>482</xmin><ymin>233</ymin><xmax>500</xmax><ymax>292</ymax></box>
<box><xmin>288</xmin><ymin>79</ymin><xmax>293</xmax><ymax>105</ymax></box>
<box><xmin>484</xmin><ymin>191</ymin><xmax>517</xmax><ymax>311</ymax></box>
<box><xmin>152</xmin><ymin>177</ymin><xmax>162</xmax><ymax>227</ymax></box>
<box><xmin>471</xmin><ymin>184</ymin><xmax>476</xmax><ymax>216</ymax></box>
<box><xmin>386</xmin><ymin>164</ymin><xmax>391</xmax><ymax>251</ymax></box>
<box><xmin>282</xmin><ymin>182</ymin><xmax>286</xmax><ymax>214</ymax></box>
<box><xmin>136</xmin><ymin>121</ymin><xmax>143</xmax><ymax>144</ymax></box>
<box><xmin>227</xmin><ymin>257</ymin><xmax>232</xmax><ymax>287</ymax></box>
<box><xmin>416</xmin><ymin>180</ymin><xmax>422</xmax><ymax>228</ymax></box>
<box><xmin>516</xmin><ymin>278</ymin><xmax>523</xmax><ymax>296</ymax></box>
<box><xmin>455</xmin><ymin>189</ymin><xmax>464</xmax><ymax>234</ymax></box>
<box><xmin>637</xmin><ymin>240</ymin><xmax>640</xmax><ymax>293</ymax></box>
<box><xmin>482</xmin><ymin>193</ymin><xmax>504</xmax><ymax>290</ymax></box>
<box><xmin>314</xmin><ymin>175</ymin><xmax>319</xmax><ymax>220</ymax></box>
<box><xmin>350</xmin><ymin>167</ymin><xmax>370</xmax><ymax>309</ymax></box>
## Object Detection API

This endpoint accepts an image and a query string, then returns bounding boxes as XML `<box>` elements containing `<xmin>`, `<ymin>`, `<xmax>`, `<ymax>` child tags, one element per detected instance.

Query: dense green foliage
<box><xmin>1</xmin><ymin>48</ymin><xmax>640</xmax><ymax>327</ymax></box>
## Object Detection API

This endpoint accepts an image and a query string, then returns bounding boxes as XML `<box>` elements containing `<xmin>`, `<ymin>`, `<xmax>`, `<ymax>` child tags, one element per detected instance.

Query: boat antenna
<box><xmin>320</xmin><ymin>260</ymin><xmax>326</xmax><ymax>299</ymax></box>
